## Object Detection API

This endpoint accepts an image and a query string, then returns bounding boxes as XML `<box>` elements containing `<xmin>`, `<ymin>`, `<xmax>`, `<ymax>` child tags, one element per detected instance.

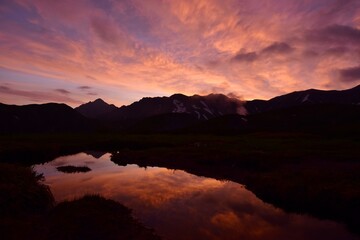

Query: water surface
<box><xmin>34</xmin><ymin>152</ymin><xmax>357</xmax><ymax>240</ymax></box>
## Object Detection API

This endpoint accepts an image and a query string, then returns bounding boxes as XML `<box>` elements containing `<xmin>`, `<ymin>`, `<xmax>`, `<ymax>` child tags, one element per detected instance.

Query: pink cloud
<box><xmin>1</xmin><ymin>0</ymin><xmax>360</xmax><ymax>106</ymax></box>
<box><xmin>0</xmin><ymin>85</ymin><xmax>81</xmax><ymax>105</ymax></box>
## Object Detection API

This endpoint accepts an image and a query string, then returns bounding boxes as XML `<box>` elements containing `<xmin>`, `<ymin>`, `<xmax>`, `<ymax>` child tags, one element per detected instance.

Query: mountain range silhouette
<box><xmin>2</xmin><ymin>85</ymin><xmax>360</xmax><ymax>134</ymax></box>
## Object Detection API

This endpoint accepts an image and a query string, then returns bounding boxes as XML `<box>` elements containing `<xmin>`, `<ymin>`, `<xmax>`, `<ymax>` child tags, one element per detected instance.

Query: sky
<box><xmin>1</xmin><ymin>0</ymin><xmax>360</xmax><ymax>107</ymax></box>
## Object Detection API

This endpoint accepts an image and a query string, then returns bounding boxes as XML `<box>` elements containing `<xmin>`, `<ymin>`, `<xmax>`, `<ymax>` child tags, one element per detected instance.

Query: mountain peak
<box><xmin>92</xmin><ymin>98</ymin><xmax>106</xmax><ymax>104</ymax></box>
<box><xmin>105</xmin><ymin>92</ymin><xmax>246</xmax><ymax>122</ymax></box>
<box><xmin>170</xmin><ymin>93</ymin><xmax>187</xmax><ymax>98</ymax></box>
<box><xmin>75</xmin><ymin>98</ymin><xmax>118</xmax><ymax>119</ymax></box>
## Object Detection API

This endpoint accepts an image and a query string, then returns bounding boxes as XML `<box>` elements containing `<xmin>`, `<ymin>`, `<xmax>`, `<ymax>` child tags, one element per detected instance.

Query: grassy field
<box><xmin>0</xmin><ymin>132</ymin><xmax>359</xmax><ymax>235</ymax></box>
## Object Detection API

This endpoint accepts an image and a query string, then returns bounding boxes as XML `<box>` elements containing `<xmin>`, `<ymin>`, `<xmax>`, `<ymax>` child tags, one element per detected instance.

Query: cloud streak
<box><xmin>0</xmin><ymin>85</ymin><xmax>81</xmax><ymax>104</ymax></box>
<box><xmin>306</xmin><ymin>25</ymin><xmax>360</xmax><ymax>46</ymax></box>
<box><xmin>78</xmin><ymin>86</ymin><xmax>92</xmax><ymax>90</ymax></box>
<box><xmin>339</xmin><ymin>66</ymin><xmax>360</xmax><ymax>82</ymax></box>
<box><xmin>261</xmin><ymin>42</ymin><xmax>294</xmax><ymax>55</ymax></box>
<box><xmin>55</xmin><ymin>88</ymin><xmax>70</xmax><ymax>94</ymax></box>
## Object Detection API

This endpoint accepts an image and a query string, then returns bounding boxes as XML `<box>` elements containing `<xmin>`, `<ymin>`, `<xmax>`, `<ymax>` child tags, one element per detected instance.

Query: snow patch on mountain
<box><xmin>204</xmin><ymin>108</ymin><xmax>214</xmax><ymax>115</ymax></box>
<box><xmin>302</xmin><ymin>94</ymin><xmax>310</xmax><ymax>103</ymax></box>
<box><xmin>237</xmin><ymin>106</ymin><xmax>248</xmax><ymax>115</ymax></box>
<box><xmin>194</xmin><ymin>111</ymin><xmax>201</xmax><ymax>119</ymax></box>
<box><xmin>172</xmin><ymin>99</ymin><xmax>186</xmax><ymax>113</ymax></box>
<box><xmin>200</xmin><ymin>101</ymin><xmax>213</xmax><ymax>115</ymax></box>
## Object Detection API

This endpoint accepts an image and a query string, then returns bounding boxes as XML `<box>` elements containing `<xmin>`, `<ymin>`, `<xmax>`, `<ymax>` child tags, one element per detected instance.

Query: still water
<box><xmin>34</xmin><ymin>152</ymin><xmax>357</xmax><ymax>240</ymax></box>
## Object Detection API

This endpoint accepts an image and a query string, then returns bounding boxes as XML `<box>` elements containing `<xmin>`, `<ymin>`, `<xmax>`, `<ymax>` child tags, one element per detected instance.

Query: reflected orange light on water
<box><xmin>34</xmin><ymin>152</ymin><xmax>357</xmax><ymax>240</ymax></box>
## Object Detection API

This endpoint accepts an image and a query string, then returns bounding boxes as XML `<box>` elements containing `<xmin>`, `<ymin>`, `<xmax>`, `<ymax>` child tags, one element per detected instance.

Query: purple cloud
<box><xmin>91</xmin><ymin>16</ymin><xmax>124</xmax><ymax>45</ymax></box>
<box><xmin>0</xmin><ymin>85</ymin><xmax>81</xmax><ymax>104</ymax></box>
<box><xmin>339</xmin><ymin>66</ymin><xmax>360</xmax><ymax>82</ymax></box>
<box><xmin>85</xmin><ymin>75</ymin><xmax>97</xmax><ymax>80</ymax></box>
<box><xmin>232</xmin><ymin>52</ymin><xmax>258</xmax><ymax>62</ymax></box>
<box><xmin>261</xmin><ymin>42</ymin><xmax>294</xmax><ymax>55</ymax></box>
<box><xmin>306</xmin><ymin>25</ymin><xmax>360</xmax><ymax>46</ymax></box>
<box><xmin>55</xmin><ymin>88</ymin><xmax>70</xmax><ymax>94</ymax></box>
<box><xmin>231</xmin><ymin>42</ymin><xmax>293</xmax><ymax>64</ymax></box>
<box><xmin>77</xmin><ymin>85</ymin><xmax>98</xmax><ymax>96</ymax></box>
<box><xmin>78</xmin><ymin>85</ymin><xmax>92</xmax><ymax>90</ymax></box>
<box><xmin>0</xmin><ymin>85</ymin><xmax>10</xmax><ymax>91</ymax></box>
<box><xmin>325</xmin><ymin>47</ymin><xmax>348</xmax><ymax>56</ymax></box>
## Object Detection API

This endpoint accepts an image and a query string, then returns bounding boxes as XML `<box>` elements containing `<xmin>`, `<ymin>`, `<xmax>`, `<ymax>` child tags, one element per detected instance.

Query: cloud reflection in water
<box><xmin>34</xmin><ymin>152</ymin><xmax>356</xmax><ymax>240</ymax></box>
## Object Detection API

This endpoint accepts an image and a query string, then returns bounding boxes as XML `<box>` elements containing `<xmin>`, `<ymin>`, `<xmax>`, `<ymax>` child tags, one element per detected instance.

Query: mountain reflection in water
<box><xmin>34</xmin><ymin>152</ymin><xmax>357</xmax><ymax>240</ymax></box>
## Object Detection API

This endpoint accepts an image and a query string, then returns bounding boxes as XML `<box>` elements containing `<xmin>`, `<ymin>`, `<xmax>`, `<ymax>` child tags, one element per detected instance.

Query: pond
<box><xmin>33</xmin><ymin>152</ymin><xmax>357</xmax><ymax>240</ymax></box>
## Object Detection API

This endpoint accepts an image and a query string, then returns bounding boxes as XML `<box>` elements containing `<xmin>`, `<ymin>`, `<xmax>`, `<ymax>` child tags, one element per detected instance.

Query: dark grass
<box><xmin>0</xmin><ymin>163</ymin><xmax>161</xmax><ymax>240</ymax></box>
<box><xmin>0</xmin><ymin>133</ymin><xmax>190</xmax><ymax>165</ymax></box>
<box><xmin>0</xmin><ymin>163</ymin><xmax>54</xmax><ymax>216</ymax></box>
<box><xmin>0</xmin><ymin>163</ymin><xmax>54</xmax><ymax>239</ymax></box>
<box><xmin>47</xmin><ymin>195</ymin><xmax>160</xmax><ymax>240</ymax></box>
<box><xmin>57</xmin><ymin>165</ymin><xmax>91</xmax><ymax>173</ymax></box>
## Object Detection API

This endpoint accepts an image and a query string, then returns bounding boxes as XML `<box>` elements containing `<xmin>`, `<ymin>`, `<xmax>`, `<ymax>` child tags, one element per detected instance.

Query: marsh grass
<box><xmin>0</xmin><ymin>163</ymin><xmax>160</xmax><ymax>240</ymax></box>
<box><xmin>47</xmin><ymin>195</ymin><xmax>160</xmax><ymax>240</ymax></box>
<box><xmin>0</xmin><ymin>163</ymin><xmax>54</xmax><ymax>216</ymax></box>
